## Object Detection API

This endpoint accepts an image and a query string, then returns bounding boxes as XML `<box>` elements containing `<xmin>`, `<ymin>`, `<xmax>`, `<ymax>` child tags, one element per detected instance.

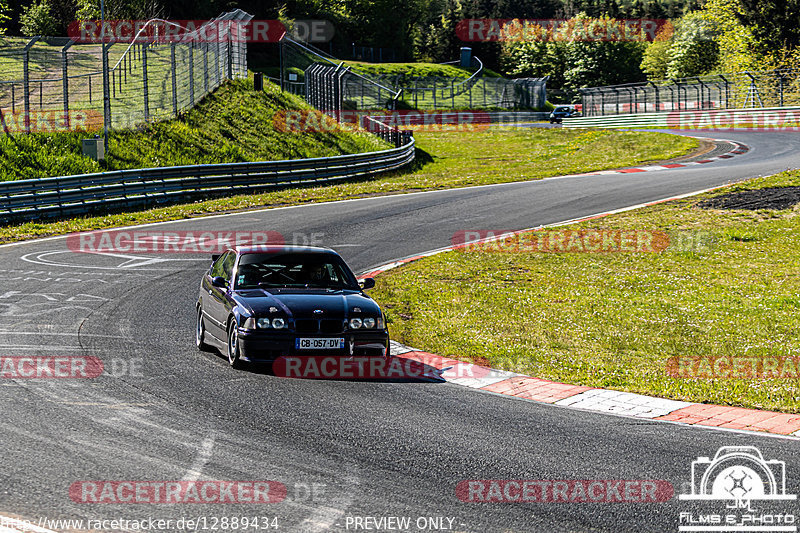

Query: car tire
<box><xmin>227</xmin><ymin>318</ymin><xmax>243</xmax><ymax>369</ymax></box>
<box><xmin>196</xmin><ymin>306</ymin><xmax>212</xmax><ymax>352</ymax></box>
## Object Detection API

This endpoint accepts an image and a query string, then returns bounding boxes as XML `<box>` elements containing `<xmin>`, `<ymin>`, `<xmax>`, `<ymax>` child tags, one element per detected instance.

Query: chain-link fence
<box><xmin>0</xmin><ymin>9</ymin><xmax>251</xmax><ymax>134</ymax></box>
<box><xmin>580</xmin><ymin>69</ymin><xmax>800</xmax><ymax>116</ymax></box>
<box><xmin>279</xmin><ymin>37</ymin><xmax>548</xmax><ymax>110</ymax></box>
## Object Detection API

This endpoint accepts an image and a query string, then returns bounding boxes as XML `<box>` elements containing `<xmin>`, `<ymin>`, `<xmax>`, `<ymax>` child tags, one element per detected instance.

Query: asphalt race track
<box><xmin>1</xmin><ymin>129</ymin><xmax>800</xmax><ymax>532</ymax></box>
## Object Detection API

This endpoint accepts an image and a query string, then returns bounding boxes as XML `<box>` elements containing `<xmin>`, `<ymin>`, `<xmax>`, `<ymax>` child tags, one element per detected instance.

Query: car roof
<box><xmin>233</xmin><ymin>245</ymin><xmax>337</xmax><ymax>255</ymax></box>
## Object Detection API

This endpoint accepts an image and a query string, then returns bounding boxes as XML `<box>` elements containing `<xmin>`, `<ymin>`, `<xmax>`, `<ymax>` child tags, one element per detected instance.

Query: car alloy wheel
<box><xmin>227</xmin><ymin>319</ymin><xmax>242</xmax><ymax>368</ymax></box>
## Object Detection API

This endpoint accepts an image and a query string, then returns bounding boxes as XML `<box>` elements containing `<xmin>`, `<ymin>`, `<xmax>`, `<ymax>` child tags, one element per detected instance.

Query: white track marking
<box><xmin>182</xmin><ymin>434</ymin><xmax>216</xmax><ymax>482</ymax></box>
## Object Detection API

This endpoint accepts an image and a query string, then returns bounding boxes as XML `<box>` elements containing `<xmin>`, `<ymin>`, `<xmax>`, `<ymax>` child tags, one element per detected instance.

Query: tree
<box><xmin>640</xmin><ymin>23</ymin><xmax>674</xmax><ymax>79</ymax></box>
<box><xmin>664</xmin><ymin>11</ymin><xmax>719</xmax><ymax>78</ymax></box>
<box><xmin>20</xmin><ymin>0</ymin><xmax>58</xmax><ymax>36</ymax></box>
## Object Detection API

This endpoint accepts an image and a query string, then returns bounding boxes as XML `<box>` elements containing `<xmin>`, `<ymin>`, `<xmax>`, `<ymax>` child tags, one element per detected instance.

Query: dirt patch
<box><xmin>697</xmin><ymin>186</ymin><xmax>800</xmax><ymax>210</ymax></box>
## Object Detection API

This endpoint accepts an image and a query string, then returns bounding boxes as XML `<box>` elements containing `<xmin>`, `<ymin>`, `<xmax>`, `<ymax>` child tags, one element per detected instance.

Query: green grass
<box><xmin>0</xmin><ymin>77</ymin><xmax>388</xmax><ymax>180</ymax></box>
<box><xmin>345</xmin><ymin>61</ymin><xmax>503</xmax><ymax>81</ymax></box>
<box><xmin>369</xmin><ymin>171</ymin><xmax>800</xmax><ymax>413</ymax></box>
<box><xmin>0</xmin><ymin>126</ymin><xmax>697</xmax><ymax>245</ymax></box>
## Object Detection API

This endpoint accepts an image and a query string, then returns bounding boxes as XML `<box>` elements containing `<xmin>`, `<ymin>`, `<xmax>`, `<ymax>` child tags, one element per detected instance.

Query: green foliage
<box><xmin>738</xmin><ymin>0</ymin><xmax>800</xmax><ymax>51</ymax></box>
<box><xmin>640</xmin><ymin>33</ymin><xmax>672</xmax><ymax>80</ymax></box>
<box><xmin>664</xmin><ymin>11</ymin><xmax>719</xmax><ymax>78</ymax></box>
<box><xmin>418</xmin><ymin>0</ymin><xmax>463</xmax><ymax>62</ymax></box>
<box><xmin>0</xmin><ymin>0</ymin><xmax>10</xmax><ymax>35</ymax></box>
<box><xmin>501</xmin><ymin>13</ymin><xmax>646</xmax><ymax>90</ymax></box>
<box><xmin>20</xmin><ymin>0</ymin><xmax>59</xmax><ymax>36</ymax></box>
<box><xmin>701</xmin><ymin>0</ymin><xmax>766</xmax><ymax>72</ymax></box>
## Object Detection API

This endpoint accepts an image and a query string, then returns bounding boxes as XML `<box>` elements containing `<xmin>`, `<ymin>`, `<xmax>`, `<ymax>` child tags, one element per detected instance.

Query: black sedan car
<box><xmin>196</xmin><ymin>246</ymin><xmax>390</xmax><ymax>367</ymax></box>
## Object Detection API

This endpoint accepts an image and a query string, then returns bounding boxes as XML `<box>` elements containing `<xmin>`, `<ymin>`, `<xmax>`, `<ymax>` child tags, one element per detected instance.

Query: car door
<box><xmin>203</xmin><ymin>251</ymin><xmax>235</xmax><ymax>340</ymax></box>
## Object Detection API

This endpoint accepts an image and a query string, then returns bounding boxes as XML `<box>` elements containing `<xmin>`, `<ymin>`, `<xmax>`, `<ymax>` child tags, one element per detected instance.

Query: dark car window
<box><xmin>235</xmin><ymin>253</ymin><xmax>360</xmax><ymax>290</ymax></box>
<box><xmin>210</xmin><ymin>252</ymin><xmax>228</xmax><ymax>278</ymax></box>
<box><xmin>222</xmin><ymin>252</ymin><xmax>236</xmax><ymax>282</ymax></box>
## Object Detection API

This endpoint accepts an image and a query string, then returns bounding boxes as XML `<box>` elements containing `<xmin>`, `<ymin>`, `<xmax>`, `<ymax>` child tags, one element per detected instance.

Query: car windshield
<box><xmin>234</xmin><ymin>252</ymin><xmax>360</xmax><ymax>290</ymax></box>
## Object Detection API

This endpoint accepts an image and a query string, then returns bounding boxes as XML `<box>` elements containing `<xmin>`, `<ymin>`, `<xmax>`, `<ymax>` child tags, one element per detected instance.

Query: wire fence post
<box><xmin>203</xmin><ymin>41</ymin><xmax>209</xmax><ymax>93</ymax></box>
<box><xmin>142</xmin><ymin>43</ymin><xmax>150</xmax><ymax>122</ymax></box>
<box><xmin>23</xmin><ymin>36</ymin><xmax>39</xmax><ymax>134</ymax></box>
<box><xmin>279</xmin><ymin>38</ymin><xmax>285</xmax><ymax>91</ymax></box>
<box><xmin>227</xmin><ymin>27</ymin><xmax>233</xmax><ymax>80</ymax></box>
<box><xmin>189</xmin><ymin>44</ymin><xmax>195</xmax><ymax>106</ymax></box>
<box><xmin>61</xmin><ymin>40</ymin><xmax>73</xmax><ymax>129</ymax></box>
<box><xmin>102</xmin><ymin>40</ymin><xmax>112</xmax><ymax>141</ymax></box>
<box><xmin>171</xmin><ymin>42</ymin><xmax>178</xmax><ymax>115</ymax></box>
<box><xmin>215</xmin><ymin>36</ymin><xmax>221</xmax><ymax>88</ymax></box>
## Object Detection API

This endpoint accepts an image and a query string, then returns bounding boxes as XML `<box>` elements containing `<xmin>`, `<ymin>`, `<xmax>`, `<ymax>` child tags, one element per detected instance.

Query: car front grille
<box><xmin>294</xmin><ymin>319</ymin><xmax>345</xmax><ymax>334</ymax></box>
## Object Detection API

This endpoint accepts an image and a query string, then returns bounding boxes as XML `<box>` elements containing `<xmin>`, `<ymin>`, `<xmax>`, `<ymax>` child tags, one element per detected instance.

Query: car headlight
<box><xmin>243</xmin><ymin>317</ymin><xmax>256</xmax><ymax>330</ymax></box>
<box><xmin>362</xmin><ymin>318</ymin><xmax>375</xmax><ymax>329</ymax></box>
<box><xmin>349</xmin><ymin>318</ymin><xmax>363</xmax><ymax>329</ymax></box>
<box><xmin>272</xmin><ymin>318</ymin><xmax>286</xmax><ymax>329</ymax></box>
<box><xmin>257</xmin><ymin>318</ymin><xmax>271</xmax><ymax>329</ymax></box>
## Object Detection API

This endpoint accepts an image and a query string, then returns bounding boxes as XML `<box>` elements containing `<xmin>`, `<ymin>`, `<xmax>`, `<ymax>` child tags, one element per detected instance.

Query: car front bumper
<box><xmin>237</xmin><ymin>328</ymin><xmax>390</xmax><ymax>362</ymax></box>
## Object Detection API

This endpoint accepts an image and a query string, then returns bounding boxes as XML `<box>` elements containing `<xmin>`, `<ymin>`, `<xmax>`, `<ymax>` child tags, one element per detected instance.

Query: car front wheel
<box><xmin>227</xmin><ymin>319</ymin><xmax>242</xmax><ymax>368</ymax></box>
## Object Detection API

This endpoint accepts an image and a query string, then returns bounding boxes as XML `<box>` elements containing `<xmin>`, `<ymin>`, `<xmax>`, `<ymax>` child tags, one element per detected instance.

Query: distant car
<box><xmin>196</xmin><ymin>246</ymin><xmax>390</xmax><ymax>367</ymax></box>
<box><xmin>549</xmin><ymin>105</ymin><xmax>579</xmax><ymax>124</ymax></box>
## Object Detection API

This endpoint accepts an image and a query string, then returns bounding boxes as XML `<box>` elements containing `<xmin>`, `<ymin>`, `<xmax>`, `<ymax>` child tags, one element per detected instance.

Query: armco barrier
<box><xmin>563</xmin><ymin>106</ymin><xmax>800</xmax><ymax>129</ymax></box>
<box><xmin>0</xmin><ymin>135</ymin><xmax>415</xmax><ymax>224</ymax></box>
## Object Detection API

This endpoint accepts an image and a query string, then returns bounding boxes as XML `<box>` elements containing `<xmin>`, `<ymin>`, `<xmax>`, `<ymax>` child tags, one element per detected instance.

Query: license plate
<box><xmin>296</xmin><ymin>337</ymin><xmax>345</xmax><ymax>350</ymax></box>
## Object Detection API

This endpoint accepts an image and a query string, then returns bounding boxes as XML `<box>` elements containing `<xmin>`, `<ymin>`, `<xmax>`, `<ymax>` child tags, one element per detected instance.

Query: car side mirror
<box><xmin>211</xmin><ymin>276</ymin><xmax>228</xmax><ymax>288</ymax></box>
<box><xmin>359</xmin><ymin>277</ymin><xmax>375</xmax><ymax>290</ymax></box>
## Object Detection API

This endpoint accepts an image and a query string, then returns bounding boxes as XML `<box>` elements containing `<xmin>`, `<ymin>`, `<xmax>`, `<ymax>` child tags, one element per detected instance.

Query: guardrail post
<box><xmin>23</xmin><ymin>36</ymin><xmax>39</xmax><ymax>133</ymax></box>
<box><xmin>171</xmin><ymin>43</ymin><xmax>178</xmax><ymax>115</ymax></box>
<box><xmin>61</xmin><ymin>40</ymin><xmax>73</xmax><ymax>129</ymax></box>
<box><xmin>142</xmin><ymin>43</ymin><xmax>149</xmax><ymax>122</ymax></box>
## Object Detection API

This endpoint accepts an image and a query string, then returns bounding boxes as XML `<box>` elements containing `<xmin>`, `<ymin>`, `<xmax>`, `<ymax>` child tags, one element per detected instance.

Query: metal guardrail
<box><xmin>562</xmin><ymin>106</ymin><xmax>800</xmax><ymax>129</ymax></box>
<box><xmin>0</xmin><ymin>135</ymin><xmax>415</xmax><ymax>223</ymax></box>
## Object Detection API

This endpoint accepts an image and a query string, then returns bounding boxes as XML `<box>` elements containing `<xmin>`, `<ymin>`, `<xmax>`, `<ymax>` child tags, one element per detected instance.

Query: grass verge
<box><xmin>370</xmin><ymin>171</ymin><xmax>800</xmax><ymax>413</ymax></box>
<box><xmin>0</xmin><ymin>128</ymin><xmax>697</xmax><ymax>242</ymax></box>
<box><xmin>0</xmin><ymin>78</ymin><xmax>388</xmax><ymax>181</ymax></box>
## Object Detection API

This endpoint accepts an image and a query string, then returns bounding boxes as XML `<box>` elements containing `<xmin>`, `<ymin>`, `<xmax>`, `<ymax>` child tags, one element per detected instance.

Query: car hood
<box><xmin>232</xmin><ymin>288</ymin><xmax>380</xmax><ymax>319</ymax></box>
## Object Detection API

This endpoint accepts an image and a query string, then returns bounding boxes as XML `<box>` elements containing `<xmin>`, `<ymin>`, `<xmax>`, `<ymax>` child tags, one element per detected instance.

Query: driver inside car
<box><xmin>298</xmin><ymin>263</ymin><xmax>328</xmax><ymax>285</ymax></box>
